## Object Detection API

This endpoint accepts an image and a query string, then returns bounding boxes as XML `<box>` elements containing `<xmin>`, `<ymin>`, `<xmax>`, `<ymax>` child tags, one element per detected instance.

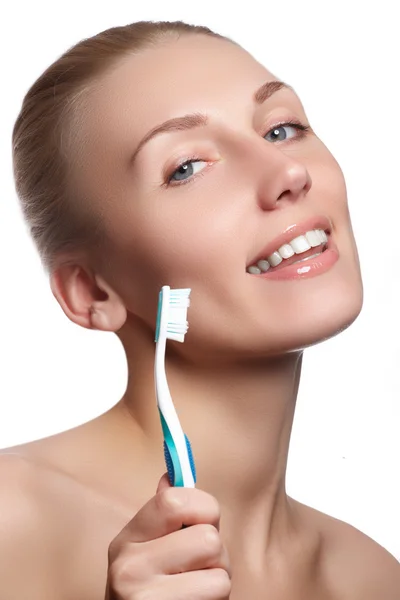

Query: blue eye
<box><xmin>166</xmin><ymin>119</ymin><xmax>310</xmax><ymax>186</ymax></box>
<box><xmin>167</xmin><ymin>159</ymin><xmax>207</xmax><ymax>184</ymax></box>
<box><xmin>265</xmin><ymin>122</ymin><xmax>303</xmax><ymax>142</ymax></box>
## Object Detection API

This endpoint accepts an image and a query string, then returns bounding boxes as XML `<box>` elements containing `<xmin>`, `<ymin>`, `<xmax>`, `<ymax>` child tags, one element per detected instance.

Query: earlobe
<box><xmin>49</xmin><ymin>266</ymin><xmax>127</xmax><ymax>332</ymax></box>
<box><xmin>89</xmin><ymin>300</ymin><xmax>127</xmax><ymax>332</ymax></box>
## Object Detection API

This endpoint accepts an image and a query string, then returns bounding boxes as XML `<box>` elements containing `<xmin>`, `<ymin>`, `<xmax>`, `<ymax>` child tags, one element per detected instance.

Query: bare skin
<box><xmin>0</xmin><ymin>428</ymin><xmax>398</xmax><ymax>599</ymax></box>
<box><xmin>1</xmin><ymin>34</ymin><xmax>399</xmax><ymax>599</ymax></box>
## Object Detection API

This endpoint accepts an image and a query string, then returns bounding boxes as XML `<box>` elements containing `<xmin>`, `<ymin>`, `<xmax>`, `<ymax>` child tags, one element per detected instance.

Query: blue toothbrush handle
<box><xmin>163</xmin><ymin>434</ymin><xmax>197</xmax><ymax>487</ymax></box>
<box><xmin>164</xmin><ymin>435</ymin><xmax>196</xmax><ymax>529</ymax></box>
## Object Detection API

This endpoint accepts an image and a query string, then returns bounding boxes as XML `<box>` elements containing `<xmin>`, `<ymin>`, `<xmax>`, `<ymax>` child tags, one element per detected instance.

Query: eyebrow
<box><xmin>129</xmin><ymin>80</ymin><xmax>294</xmax><ymax>167</ymax></box>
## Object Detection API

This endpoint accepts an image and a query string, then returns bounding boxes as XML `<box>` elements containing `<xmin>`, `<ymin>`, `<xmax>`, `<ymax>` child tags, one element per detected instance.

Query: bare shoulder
<box><xmin>0</xmin><ymin>454</ymin><xmax>64</xmax><ymax>600</ymax></box>
<box><xmin>324</xmin><ymin>515</ymin><xmax>400</xmax><ymax>599</ymax></box>
<box><xmin>0</xmin><ymin>451</ymin><xmax>69</xmax><ymax>532</ymax></box>
<box><xmin>0</xmin><ymin>439</ymin><xmax>138</xmax><ymax>600</ymax></box>
<box><xmin>0</xmin><ymin>449</ymin><xmax>87</xmax><ymax>528</ymax></box>
<box><xmin>0</xmin><ymin>453</ymin><xmax>77</xmax><ymax>599</ymax></box>
<box><xmin>294</xmin><ymin>499</ymin><xmax>400</xmax><ymax>599</ymax></box>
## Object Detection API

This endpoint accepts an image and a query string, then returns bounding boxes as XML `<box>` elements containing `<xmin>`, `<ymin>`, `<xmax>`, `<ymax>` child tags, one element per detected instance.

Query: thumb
<box><xmin>156</xmin><ymin>471</ymin><xmax>172</xmax><ymax>494</ymax></box>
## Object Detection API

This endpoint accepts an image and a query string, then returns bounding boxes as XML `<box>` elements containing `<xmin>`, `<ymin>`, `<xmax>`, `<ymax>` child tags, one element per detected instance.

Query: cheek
<box><xmin>131</xmin><ymin>190</ymin><xmax>245</xmax><ymax>280</ymax></box>
<box><xmin>307</xmin><ymin>147</ymin><xmax>355</xmax><ymax>246</ymax></box>
<box><xmin>310</xmin><ymin>152</ymin><xmax>360</xmax><ymax>265</ymax></box>
<box><xmin>101</xmin><ymin>203</ymin><xmax>240</xmax><ymax>327</ymax></box>
<box><xmin>312</xmin><ymin>145</ymin><xmax>349</xmax><ymax>210</ymax></box>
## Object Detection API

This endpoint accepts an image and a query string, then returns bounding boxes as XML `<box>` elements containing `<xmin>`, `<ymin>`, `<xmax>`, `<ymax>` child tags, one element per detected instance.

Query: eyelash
<box><xmin>164</xmin><ymin>119</ymin><xmax>311</xmax><ymax>188</ymax></box>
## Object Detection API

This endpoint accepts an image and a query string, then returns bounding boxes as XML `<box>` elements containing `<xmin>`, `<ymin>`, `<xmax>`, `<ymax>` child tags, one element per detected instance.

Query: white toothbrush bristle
<box><xmin>167</xmin><ymin>321</ymin><xmax>189</xmax><ymax>332</ymax></box>
<box><xmin>166</xmin><ymin>288</ymin><xmax>191</xmax><ymax>342</ymax></box>
<box><xmin>169</xmin><ymin>289</ymin><xmax>191</xmax><ymax>307</ymax></box>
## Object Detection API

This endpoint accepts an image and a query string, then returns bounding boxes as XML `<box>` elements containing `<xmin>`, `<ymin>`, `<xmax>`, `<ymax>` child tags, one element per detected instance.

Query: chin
<box><xmin>263</xmin><ymin>274</ymin><xmax>364</xmax><ymax>356</ymax></box>
<box><xmin>186</xmin><ymin>289</ymin><xmax>363</xmax><ymax>363</ymax></box>
<box><xmin>291</xmin><ymin>289</ymin><xmax>363</xmax><ymax>352</ymax></box>
<box><xmin>220</xmin><ymin>273</ymin><xmax>364</xmax><ymax>360</ymax></box>
<box><xmin>242</xmin><ymin>237</ymin><xmax>365</xmax><ymax>355</ymax></box>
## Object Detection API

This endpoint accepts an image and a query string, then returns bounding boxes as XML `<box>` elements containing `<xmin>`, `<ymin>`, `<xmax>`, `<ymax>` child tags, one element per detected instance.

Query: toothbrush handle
<box><xmin>163</xmin><ymin>434</ymin><xmax>197</xmax><ymax>487</ymax></box>
<box><xmin>163</xmin><ymin>440</ymin><xmax>191</xmax><ymax>529</ymax></box>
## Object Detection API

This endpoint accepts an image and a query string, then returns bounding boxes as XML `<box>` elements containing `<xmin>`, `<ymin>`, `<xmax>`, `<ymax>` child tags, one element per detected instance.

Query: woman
<box><xmin>2</xmin><ymin>19</ymin><xmax>399</xmax><ymax>599</ymax></box>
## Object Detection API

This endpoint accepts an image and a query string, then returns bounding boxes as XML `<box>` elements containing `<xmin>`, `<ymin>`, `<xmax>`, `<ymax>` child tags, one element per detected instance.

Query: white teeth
<box><xmin>267</xmin><ymin>251</ymin><xmax>283</xmax><ymax>267</ymax></box>
<box><xmin>305</xmin><ymin>230</ymin><xmax>321</xmax><ymax>247</ymax></box>
<box><xmin>257</xmin><ymin>260</ymin><xmax>270</xmax><ymax>272</ymax></box>
<box><xmin>292</xmin><ymin>252</ymin><xmax>322</xmax><ymax>265</ymax></box>
<box><xmin>319</xmin><ymin>230</ymin><xmax>328</xmax><ymax>243</ymax></box>
<box><xmin>246</xmin><ymin>228</ymin><xmax>328</xmax><ymax>274</ymax></box>
<box><xmin>278</xmin><ymin>243</ymin><xmax>295</xmax><ymax>259</ymax></box>
<box><xmin>290</xmin><ymin>235</ymin><xmax>311</xmax><ymax>254</ymax></box>
<box><xmin>248</xmin><ymin>265</ymin><xmax>262</xmax><ymax>274</ymax></box>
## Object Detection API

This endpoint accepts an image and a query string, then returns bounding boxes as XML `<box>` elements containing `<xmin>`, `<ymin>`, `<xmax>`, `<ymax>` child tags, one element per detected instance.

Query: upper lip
<box><xmin>247</xmin><ymin>215</ymin><xmax>332</xmax><ymax>267</ymax></box>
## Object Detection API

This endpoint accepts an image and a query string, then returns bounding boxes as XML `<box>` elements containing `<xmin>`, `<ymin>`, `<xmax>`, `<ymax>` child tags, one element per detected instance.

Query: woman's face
<box><xmin>71</xmin><ymin>34</ymin><xmax>363</xmax><ymax>362</ymax></box>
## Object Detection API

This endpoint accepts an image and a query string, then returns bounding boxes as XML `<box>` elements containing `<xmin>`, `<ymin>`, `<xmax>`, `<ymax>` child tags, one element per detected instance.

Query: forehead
<box><xmin>81</xmin><ymin>35</ymin><xmax>278</xmax><ymax>144</ymax></box>
<box><xmin>68</xmin><ymin>35</ymin><xmax>301</xmax><ymax>205</ymax></box>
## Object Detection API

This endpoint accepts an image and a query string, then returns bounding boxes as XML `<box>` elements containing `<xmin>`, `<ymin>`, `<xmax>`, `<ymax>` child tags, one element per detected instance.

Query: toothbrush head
<box><xmin>155</xmin><ymin>286</ymin><xmax>191</xmax><ymax>343</ymax></box>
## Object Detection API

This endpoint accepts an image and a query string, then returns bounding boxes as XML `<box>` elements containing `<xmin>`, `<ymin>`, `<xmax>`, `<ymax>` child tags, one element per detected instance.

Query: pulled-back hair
<box><xmin>12</xmin><ymin>20</ymin><xmax>235</xmax><ymax>275</ymax></box>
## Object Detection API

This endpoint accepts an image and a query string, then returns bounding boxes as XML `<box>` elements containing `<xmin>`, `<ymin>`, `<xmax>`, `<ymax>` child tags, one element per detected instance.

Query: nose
<box><xmin>252</xmin><ymin>142</ymin><xmax>312</xmax><ymax>211</ymax></box>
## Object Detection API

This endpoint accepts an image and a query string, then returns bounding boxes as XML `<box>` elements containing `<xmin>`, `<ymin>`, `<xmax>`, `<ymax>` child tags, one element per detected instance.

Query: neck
<box><xmin>109</xmin><ymin>318</ymin><xmax>305</xmax><ymax>561</ymax></box>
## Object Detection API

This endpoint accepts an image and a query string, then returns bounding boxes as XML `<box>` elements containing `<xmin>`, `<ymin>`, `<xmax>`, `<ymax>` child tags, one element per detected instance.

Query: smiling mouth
<box><xmin>246</xmin><ymin>229</ymin><xmax>328</xmax><ymax>274</ymax></box>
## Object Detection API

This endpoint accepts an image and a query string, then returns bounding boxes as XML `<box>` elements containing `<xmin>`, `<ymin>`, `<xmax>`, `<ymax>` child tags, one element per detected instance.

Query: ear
<box><xmin>50</xmin><ymin>264</ymin><xmax>127</xmax><ymax>331</ymax></box>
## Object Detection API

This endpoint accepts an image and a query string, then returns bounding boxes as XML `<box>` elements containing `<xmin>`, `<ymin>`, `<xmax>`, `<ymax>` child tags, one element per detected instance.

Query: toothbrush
<box><xmin>154</xmin><ymin>285</ymin><xmax>197</xmax><ymax>488</ymax></box>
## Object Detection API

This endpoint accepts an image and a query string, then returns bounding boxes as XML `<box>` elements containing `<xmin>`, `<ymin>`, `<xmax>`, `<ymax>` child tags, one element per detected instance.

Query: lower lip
<box><xmin>251</xmin><ymin>235</ymin><xmax>339</xmax><ymax>281</ymax></box>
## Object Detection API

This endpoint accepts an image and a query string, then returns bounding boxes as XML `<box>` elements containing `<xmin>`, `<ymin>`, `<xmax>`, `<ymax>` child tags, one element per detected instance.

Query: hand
<box><xmin>104</xmin><ymin>472</ymin><xmax>232</xmax><ymax>599</ymax></box>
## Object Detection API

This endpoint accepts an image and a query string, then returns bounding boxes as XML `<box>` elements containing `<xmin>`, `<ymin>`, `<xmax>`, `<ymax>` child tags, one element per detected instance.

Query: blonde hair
<box><xmin>12</xmin><ymin>20</ymin><xmax>235</xmax><ymax>276</ymax></box>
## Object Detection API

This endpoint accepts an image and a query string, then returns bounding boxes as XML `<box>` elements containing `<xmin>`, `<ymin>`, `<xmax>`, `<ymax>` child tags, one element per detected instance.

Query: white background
<box><xmin>0</xmin><ymin>1</ymin><xmax>399</xmax><ymax>559</ymax></box>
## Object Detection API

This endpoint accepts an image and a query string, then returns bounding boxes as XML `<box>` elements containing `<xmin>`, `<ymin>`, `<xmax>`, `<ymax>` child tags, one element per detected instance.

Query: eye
<box><xmin>167</xmin><ymin>158</ymin><xmax>207</xmax><ymax>185</ymax></box>
<box><xmin>264</xmin><ymin>120</ymin><xmax>309</xmax><ymax>143</ymax></box>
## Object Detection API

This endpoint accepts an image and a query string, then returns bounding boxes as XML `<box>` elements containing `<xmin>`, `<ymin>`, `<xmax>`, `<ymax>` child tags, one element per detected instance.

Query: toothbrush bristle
<box><xmin>167</xmin><ymin>321</ymin><xmax>189</xmax><ymax>333</ymax></box>
<box><xmin>166</xmin><ymin>288</ymin><xmax>191</xmax><ymax>342</ymax></box>
<box><xmin>169</xmin><ymin>289</ymin><xmax>191</xmax><ymax>307</ymax></box>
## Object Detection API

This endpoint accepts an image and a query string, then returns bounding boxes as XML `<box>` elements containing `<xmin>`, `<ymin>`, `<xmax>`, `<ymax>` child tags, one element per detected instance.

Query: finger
<box><xmin>133</xmin><ymin>524</ymin><xmax>232</xmax><ymax>577</ymax></box>
<box><xmin>157</xmin><ymin>472</ymin><xmax>189</xmax><ymax>530</ymax></box>
<box><xmin>115</xmin><ymin>487</ymin><xmax>221</xmax><ymax>545</ymax></box>
<box><xmin>139</xmin><ymin>568</ymin><xmax>232</xmax><ymax>600</ymax></box>
<box><xmin>156</xmin><ymin>472</ymin><xmax>171</xmax><ymax>494</ymax></box>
